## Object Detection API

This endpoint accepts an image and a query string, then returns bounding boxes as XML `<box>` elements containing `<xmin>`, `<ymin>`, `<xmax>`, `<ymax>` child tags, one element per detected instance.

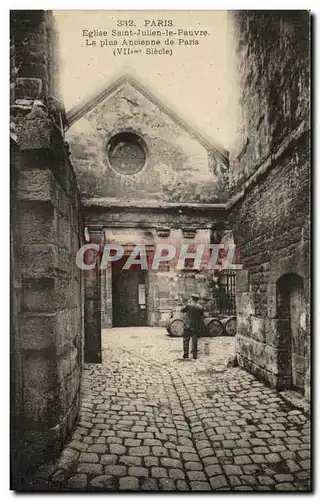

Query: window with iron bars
<box><xmin>215</xmin><ymin>270</ymin><xmax>236</xmax><ymax>315</ymax></box>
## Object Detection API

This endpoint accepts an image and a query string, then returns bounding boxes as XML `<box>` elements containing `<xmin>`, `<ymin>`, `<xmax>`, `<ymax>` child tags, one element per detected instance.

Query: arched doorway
<box><xmin>276</xmin><ymin>273</ymin><xmax>306</xmax><ymax>392</ymax></box>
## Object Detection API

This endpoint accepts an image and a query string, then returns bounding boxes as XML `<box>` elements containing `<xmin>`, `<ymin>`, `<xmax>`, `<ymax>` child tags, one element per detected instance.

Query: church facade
<box><xmin>66</xmin><ymin>78</ymin><xmax>230</xmax><ymax>332</ymax></box>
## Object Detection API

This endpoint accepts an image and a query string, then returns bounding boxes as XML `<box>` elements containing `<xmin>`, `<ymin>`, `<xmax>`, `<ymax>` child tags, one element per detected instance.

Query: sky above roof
<box><xmin>53</xmin><ymin>10</ymin><xmax>237</xmax><ymax>149</ymax></box>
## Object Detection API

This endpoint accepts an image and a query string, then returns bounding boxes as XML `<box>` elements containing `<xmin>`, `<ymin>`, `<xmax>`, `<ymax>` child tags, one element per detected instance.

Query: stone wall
<box><xmin>10</xmin><ymin>10</ymin><xmax>84</xmax><ymax>486</ymax></box>
<box><xmin>228</xmin><ymin>11</ymin><xmax>310</xmax><ymax>398</ymax></box>
<box><xmin>229</xmin><ymin>10</ymin><xmax>310</xmax><ymax>190</ymax></box>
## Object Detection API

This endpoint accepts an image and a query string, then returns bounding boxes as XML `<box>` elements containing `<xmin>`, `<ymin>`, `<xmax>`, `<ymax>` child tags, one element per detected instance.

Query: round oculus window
<box><xmin>107</xmin><ymin>132</ymin><xmax>147</xmax><ymax>174</ymax></box>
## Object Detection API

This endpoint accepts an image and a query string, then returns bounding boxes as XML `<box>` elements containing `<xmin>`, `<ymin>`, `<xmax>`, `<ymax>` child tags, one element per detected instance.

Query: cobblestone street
<box><xmin>32</xmin><ymin>328</ymin><xmax>311</xmax><ymax>491</ymax></box>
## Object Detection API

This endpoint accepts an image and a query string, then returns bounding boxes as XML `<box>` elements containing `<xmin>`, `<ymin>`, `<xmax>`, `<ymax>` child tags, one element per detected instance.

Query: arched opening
<box><xmin>276</xmin><ymin>273</ymin><xmax>306</xmax><ymax>392</ymax></box>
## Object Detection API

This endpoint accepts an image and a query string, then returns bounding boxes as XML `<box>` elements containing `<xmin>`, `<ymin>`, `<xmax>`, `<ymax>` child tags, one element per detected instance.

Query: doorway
<box><xmin>276</xmin><ymin>273</ymin><xmax>306</xmax><ymax>391</ymax></box>
<box><xmin>112</xmin><ymin>254</ymin><xmax>147</xmax><ymax>327</ymax></box>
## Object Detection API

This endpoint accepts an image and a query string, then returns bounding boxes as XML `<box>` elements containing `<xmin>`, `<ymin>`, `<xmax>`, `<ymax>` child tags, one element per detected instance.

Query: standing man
<box><xmin>181</xmin><ymin>294</ymin><xmax>204</xmax><ymax>360</ymax></box>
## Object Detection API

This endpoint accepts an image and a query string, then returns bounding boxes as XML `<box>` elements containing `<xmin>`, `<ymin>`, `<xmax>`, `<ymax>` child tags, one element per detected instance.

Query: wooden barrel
<box><xmin>220</xmin><ymin>316</ymin><xmax>237</xmax><ymax>336</ymax></box>
<box><xmin>166</xmin><ymin>313</ymin><xmax>185</xmax><ymax>337</ymax></box>
<box><xmin>203</xmin><ymin>317</ymin><xmax>224</xmax><ymax>337</ymax></box>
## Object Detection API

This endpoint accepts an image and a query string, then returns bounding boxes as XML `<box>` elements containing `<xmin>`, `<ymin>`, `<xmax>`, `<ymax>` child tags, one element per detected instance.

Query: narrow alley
<box><xmin>30</xmin><ymin>328</ymin><xmax>311</xmax><ymax>492</ymax></box>
<box><xmin>10</xmin><ymin>10</ymin><xmax>311</xmax><ymax>492</ymax></box>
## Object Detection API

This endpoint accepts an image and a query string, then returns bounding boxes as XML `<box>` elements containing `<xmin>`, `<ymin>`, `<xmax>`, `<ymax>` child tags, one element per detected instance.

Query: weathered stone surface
<box><xmin>128</xmin><ymin>466</ymin><xmax>149</xmax><ymax>477</ymax></box>
<box><xmin>209</xmin><ymin>475</ymin><xmax>229</xmax><ymax>489</ymax></box>
<box><xmin>230</xmin><ymin>12</ymin><xmax>310</xmax><ymax>398</ymax></box>
<box><xmin>205</xmin><ymin>464</ymin><xmax>223</xmax><ymax>476</ymax></box>
<box><xmin>129</xmin><ymin>446</ymin><xmax>150</xmax><ymax>456</ymax></box>
<box><xmin>141</xmin><ymin>478</ymin><xmax>159</xmax><ymax>490</ymax></box>
<box><xmin>77</xmin><ymin>463</ymin><xmax>103</xmax><ymax>475</ymax></box>
<box><xmin>152</xmin><ymin>446</ymin><xmax>168</xmax><ymax>457</ymax></box>
<box><xmin>169</xmin><ymin>468</ymin><xmax>185</xmax><ymax>480</ymax></box>
<box><xmin>28</xmin><ymin>326</ymin><xmax>310</xmax><ymax>493</ymax></box>
<box><xmin>90</xmin><ymin>474</ymin><xmax>117</xmax><ymax>489</ymax></box>
<box><xmin>187</xmin><ymin>470</ymin><xmax>207</xmax><ymax>481</ymax></box>
<box><xmin>119</xmin><ymin>476</ymin><xmax>139</xmax><ymax>490</ymax></box>
<box><xmin>159</xmin><ymin>478</ymin><xmax>176</xmax><ymax>490</ymax></box>
<box><xmin>87</xmin><ymin>444</ymin><xmax>108</xmax><ymax>454</ymax></box>
<box><xmin>79</xmin><ymin>452</ymin><xmax>99</xmax><ymax>463</ymax></box>
<box><xmin>104</xmin><ymin>465</ymin><xmax>127</xmax><ymax>477</ymax></box>
<box><xmin>177</xmin><ymin>479</ymin><xmax>190</xmax><ymax>490</ymax></box>
<box><xmin>11</xmin><ymin>12</ymin><xmax>84</xmax><ymax>479</ymax></box>
<box><xmin>160</xmin><ymin>457</ymin><xmax>182</xmax><ymax>469</ymax></box>
<box><xmin>190</xmin><ymin>480</ymin><xmax>212</xmax><ymax>491</ymax></box>
<box><xmin>109</xmin><ymin>444</ymin><xmax>126</xmax><ymax>455</ymax></box>
<box><xmin>100</xmin><ymin>454</ymin><xmax>117</xmax><ymax>465</ymax></box>
<box><xmin>151</xmin><ymin>467</ymin><xmax>167</xmax><ymax>478</ymax></box>
<box><xmin>67</xmin><ymin>474</ymin><xmax>87</xmax><ymax>489</ymax></box>
<box><xmin>119</xmin><ymin>456</ymin><xmax>142</xmax><ymax>466</ymax></box>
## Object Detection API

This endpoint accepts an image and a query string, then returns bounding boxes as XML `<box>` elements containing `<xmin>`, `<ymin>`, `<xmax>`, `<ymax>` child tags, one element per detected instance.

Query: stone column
<box><xmin>84</xmin><ymin>227</ymin><xmax>103</xmax><ymax>362</ymax></box>
<box><xmin>100</xmin><ymin>229</ymin><xmax>113</xmax><ymax>328</ymax></box>
<box><xmin>11</xmin><ymin>10</ymin><xmax>83</xmax><ymax>482</ymax></box>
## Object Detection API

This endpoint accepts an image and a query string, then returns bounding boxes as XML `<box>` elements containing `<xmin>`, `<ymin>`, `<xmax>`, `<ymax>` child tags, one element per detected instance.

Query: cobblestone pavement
<box><xmin>32</xmin><ymin>328</ymin><xmax>311</xmax><ymax>491</ymax></box>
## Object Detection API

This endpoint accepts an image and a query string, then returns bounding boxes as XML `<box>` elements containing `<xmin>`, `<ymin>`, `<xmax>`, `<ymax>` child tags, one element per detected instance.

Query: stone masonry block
<box><xmin>22</xmin><ymin>385</ymin><xmax>58</xmax><ymax>427</ymax></box>
<box><xmin>235</xmin><ymin>292</ymin><xmax>243</xmax><ymax>313</ymax></box>
<box><xmin>21</xmin><ymin>351</ymin><xmax>57</xmax><ymax>393</ymax></box>
<box><xmin>20</xmin><ymin>244</ymin><xmax>59</xmax><ymax>279</ymax></box>
<box><xmin>251</xmin><ymin>316</ymin><xmax>265</xmax><ymax>342</ymax></box>
<box><xmin>55</xmin><ymin>309</ymin><xmax>73</xmax><ymax>354</ymax></box>
<box><xmin>22</xmin><ymin>277</ymin><xmax>55</xmax><ymax>312</ymax></box>
<box><xmin>22</xmin><ymin>276</ymin><xmax>72</xmax><ymax>312</ymax></box>
<box><xmin>57</xmin><ymin>347</ymin><xmax>78</xmax><ymax>383</ymax></box>
<box><xmin>304</xmin><ymin>368</ymin><xmax>310</xmax><ymax>401</ymax></box>
<box><xmin>15</xmin><ymin>77</ymin><xmax>42</xmax><ymax>100</ymax></box>
<box><xmin>267</xmin><ymin>283</ymin><xmax>277</xmax><ymax>318</ymax></box>
<box><xmin>241</xmin><ymin>293</ymin><xmax>255</xmax><ymax>316</ymax></box>
<box><xmin>20</xmin><ymin>312</ymin><xmax>56</xmax><ymax>350</ymax></box>
<box><xmin>19</xmin><ymin>118</ymin><xmax>51</xmax><ymax>150</ymax></box>
<box><xmin>236</xmin><ymin>334</ymin><xmax>265</xmax><ymax>368</ymax></box>
<box><xmin>17</xmin><ymin>168</ymin><xmax>54</xmax><ymax>202</ymax></box>
<box><xmin>58</xmin><ymin>372</ymin><xmax>81</xmax><ymax>419</ymax></box>
<box><xmin>54</xmin><ymin>183</ymin><xmax>71</xmax><ymax>218</ymax></box>
<box><xmin>264</xmin><ymin>318</ymin><xmax>290</xmax><ymax>348</ymax></box>
<box><xmin>291</xmin><ymin>354</ymin><xmax>306</xmax><ymax>379</ymax></box>
<box><xmin>18</xmin><ymin>200</ymin><xmax>55</xmax><ymax>245</ymax></box>
<box><xmin>57</xmin><ymin>214</ymin><xmax>71</xmax><ymax>250</ymax></box>
<box><xmin>20</xmin><ymin>309</ymin><xmax>77</xmax><ymax>356</ymax></box>
<box><xmin>236</xmin><ymin>270</ymin><xmax>249</xmax><ymax>292</ymax></box>
<box><xmin>236</xmin><ymin>313</ymin><xmax>251</xmax><ymax>337</ymax></box>
<box><xmin>263</xmin><ymin>345</ymin><xmax>281</xmax><ymax>375</ymax></box>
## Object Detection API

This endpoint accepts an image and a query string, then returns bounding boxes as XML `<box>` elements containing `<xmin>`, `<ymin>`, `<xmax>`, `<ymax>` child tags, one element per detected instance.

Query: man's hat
<box><xmin>191</xmin><ymin>293</ymin><xmax>200</xmax><ymax>300</ymax></box>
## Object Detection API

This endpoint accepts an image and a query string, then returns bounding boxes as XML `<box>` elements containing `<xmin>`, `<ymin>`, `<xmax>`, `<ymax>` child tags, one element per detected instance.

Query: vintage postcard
<box><xmin>10</xmin><ymin>9</ymin><xmax>311</xmax><ymax>491</ymax></box>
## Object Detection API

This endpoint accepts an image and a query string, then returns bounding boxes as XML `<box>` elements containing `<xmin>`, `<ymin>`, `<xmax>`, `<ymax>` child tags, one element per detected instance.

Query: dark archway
<box><xmin>276</xmin><ymin>273</ymin><xmax>306</xmax><ymax>392</ymax></box>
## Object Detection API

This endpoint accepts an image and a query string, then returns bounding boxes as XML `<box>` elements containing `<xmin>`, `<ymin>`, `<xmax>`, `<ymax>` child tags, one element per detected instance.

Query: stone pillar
<box><xmin>84</xmin><ymin>227</ymin><xmax>102</xmax><ymax>363</ymax></box>
<box><xmin>106</xmin><ymin>262</ymin><xmax>113</xmax><ymax>327</ymax></box>
<box><xmin>10</xmin><ymin>10</ymin><xmax>83</xmax><ymax>483</ymax></box>
<box><xmin>101</xmin><ymin>262</ymin><xmax>113</xmax><ymax>328</ymax></box>
<box><xmin>100</xmin><ymin>229</ymin><xmax>113</xmax><ymax>328</ymax></box>
<box><xmin>14</xmin><ymin>118</ymin><xmax>83</xmax><ymax>475</ymax></box>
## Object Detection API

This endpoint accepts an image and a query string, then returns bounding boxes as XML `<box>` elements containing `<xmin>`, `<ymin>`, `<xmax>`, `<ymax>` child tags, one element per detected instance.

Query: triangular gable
<box><xmin>66</xmin><ymin>76</ymin><xmax>228</xmax><ymax>164</ymax></box>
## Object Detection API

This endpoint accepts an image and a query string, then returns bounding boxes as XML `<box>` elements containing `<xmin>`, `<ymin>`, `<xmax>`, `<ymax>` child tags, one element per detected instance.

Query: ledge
<box><xmin>227</xmin><ymin>117</ymin><xmax>310</xmax><ymax>210</ymax></box>
<box><xmin>82</xmin><ymin>197</ymin><xmax>228</xmax><ymax>213</ymax></box>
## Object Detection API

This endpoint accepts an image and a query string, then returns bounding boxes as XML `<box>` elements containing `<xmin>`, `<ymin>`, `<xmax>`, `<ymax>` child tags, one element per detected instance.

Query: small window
<box><xmin>107</xmin><ymin>132</ymin><xmax>147</xmax><ymax>175</ymax></box>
